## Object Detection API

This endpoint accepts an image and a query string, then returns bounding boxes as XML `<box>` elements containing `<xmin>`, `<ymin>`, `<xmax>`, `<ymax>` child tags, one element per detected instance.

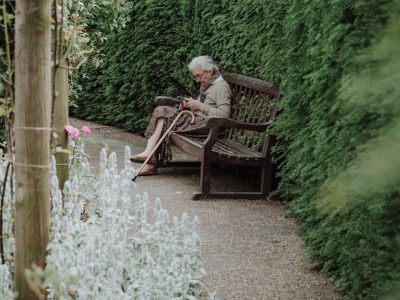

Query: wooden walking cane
<box><xmin>132</xmin><ymin>110</ymin><xmax>195</xmax><ymax>182</ymax></box>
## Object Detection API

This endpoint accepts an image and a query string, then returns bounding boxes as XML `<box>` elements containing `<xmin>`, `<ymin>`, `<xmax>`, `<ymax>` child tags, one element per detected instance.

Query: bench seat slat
<box><xmin>171</xmin><ymin>133</ymin><xmax>263</xmax><ymax>160</ymax></box>
<box><xmin>215</xmin><ymin>139</ymin><xmax>263</xmax><ymax>158</ymax></box>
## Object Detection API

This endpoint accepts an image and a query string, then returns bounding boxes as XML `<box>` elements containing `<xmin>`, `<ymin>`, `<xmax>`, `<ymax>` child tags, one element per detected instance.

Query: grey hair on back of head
<box><xmin>188</xmin><ymin>55</ymin><xmax>219</xmax><ymax>72</ymax></box>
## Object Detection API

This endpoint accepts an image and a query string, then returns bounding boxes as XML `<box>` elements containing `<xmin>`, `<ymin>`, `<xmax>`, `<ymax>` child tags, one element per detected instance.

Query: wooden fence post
<box><xmin>53</xmin><ymin>41</ymin><xmax>69</xmax><ymax>191</ymax></box>
<box><xmin>14</xmin><ymin>0</ymin><xmax>52</xmax><ymax>298</ymax></box>
<box><xmin>52</xmin><ymin>0</ymin><xmax>69</xmax><ymax>191</ymax></box>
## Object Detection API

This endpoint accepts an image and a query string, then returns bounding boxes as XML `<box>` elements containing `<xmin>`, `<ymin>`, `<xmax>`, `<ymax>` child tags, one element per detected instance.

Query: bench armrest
<box><xmin>205</xmin><ymin>117</ymin><xmax>272</xmax><ymax>132</ymax></box>
<box><xmin>154</xmin><ymin>96</ymin><xmax>181</xmax><ymax>107</ymax></box>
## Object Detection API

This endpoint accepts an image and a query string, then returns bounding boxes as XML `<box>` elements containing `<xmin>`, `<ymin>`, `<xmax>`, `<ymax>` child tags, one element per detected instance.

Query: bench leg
<box><xmin>197</xmin><ymin>128</ymin><xmax>219</xmax><ymax>199</ymax></box>
<box><xmin>260</xmin><ymin>137</ymin><xmax>274</xmax><ymax>196</ymax></box>
<box><xmin>260</xmin><ymin>161</ymin><xmax>272</xmax><ymax>196</ymax></box>
<box><xmin>199</xmin><ymin>152</ymin><xmax>212</xmax><ymax>196</ymax></box>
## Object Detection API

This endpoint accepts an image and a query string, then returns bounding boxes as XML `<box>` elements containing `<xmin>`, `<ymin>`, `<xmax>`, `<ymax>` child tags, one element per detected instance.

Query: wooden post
<box><xmin>14</xmin><ymin>0</ymin><xmax>52</xmax><ymax>299</ymax></box>
<box><xmin>51</xmin><ymin>0</ymin><xmax>69</xmax><ymax>190</ymax></box>
<box><xmin>53</xmin><ymin>51</ymin><xmax>69</xmax><ymax>190</ymax></box>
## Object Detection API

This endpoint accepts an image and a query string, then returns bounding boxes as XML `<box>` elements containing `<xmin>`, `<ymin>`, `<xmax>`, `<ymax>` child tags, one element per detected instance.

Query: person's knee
<box><xmin>152</xmin><ymin>106</ymin><xmax>165</xmax><ymax>116</ymax></box>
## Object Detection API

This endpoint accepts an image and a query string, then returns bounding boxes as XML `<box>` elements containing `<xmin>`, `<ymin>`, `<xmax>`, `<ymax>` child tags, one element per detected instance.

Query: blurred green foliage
<box><xmin>73</xmin><ymin>0</ymin><xmax>399</xmax><ymax>298</ymax></box>
<box><xmin>314</xmin><ymin>12</ymin><xmax>400</xmax><ymax>299</ymax></box>
<box><xmin>0</xmin><ymin>1</ymin><xmax>13</xmax><ymax>144</ymax></box>
<box><xmin>72</xmin><ymin>0</ymin><xmax>197</xmax><ymax>130</ymax></box>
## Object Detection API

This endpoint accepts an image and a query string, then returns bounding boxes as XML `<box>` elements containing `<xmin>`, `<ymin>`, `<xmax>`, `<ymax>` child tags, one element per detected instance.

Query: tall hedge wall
<box><xmin>73</xmin><ymin>0</ymin><xmax>400</xmax><ymax>298</ymax></box>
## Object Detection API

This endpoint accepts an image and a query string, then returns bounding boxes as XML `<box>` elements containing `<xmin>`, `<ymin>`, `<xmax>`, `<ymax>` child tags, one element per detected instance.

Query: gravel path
<box><xmin>71</xmin><ymin>117</ymin><xmax>340</xmax><ymax>300</ymax></box>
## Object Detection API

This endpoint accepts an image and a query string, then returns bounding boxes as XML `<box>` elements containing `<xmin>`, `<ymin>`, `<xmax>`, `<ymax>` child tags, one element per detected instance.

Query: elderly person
<box><xmin>131</xmin><ymin>55</ymin><xmax>231</xmax><ymax>176</ymax></box>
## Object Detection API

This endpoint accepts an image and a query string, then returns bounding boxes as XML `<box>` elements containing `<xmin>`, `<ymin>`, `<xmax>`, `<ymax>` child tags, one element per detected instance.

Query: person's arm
<box><xmin>202</xmin><ymin>84</ymin><xmax>231</xmax><ymax>118</ymax></box>
<box><xmin>184</xmin><ymin>83</ymin><xmax>232</xmax><ymax>117</ymax></box>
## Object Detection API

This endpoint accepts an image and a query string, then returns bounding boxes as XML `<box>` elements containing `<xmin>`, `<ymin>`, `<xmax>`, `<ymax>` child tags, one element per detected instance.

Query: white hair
<box><xmin>188</xmin><ymin>55</ymin><xmax>219</xmax><ymax>72</ymax></box>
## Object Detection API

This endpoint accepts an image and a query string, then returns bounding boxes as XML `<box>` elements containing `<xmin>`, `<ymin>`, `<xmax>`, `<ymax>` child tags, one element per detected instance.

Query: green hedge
<box><xmin>73</xmin><ymin>0</ymin><xmax>400</xmax><ymax>298</ymax></box>
<box><xmin>73</xmin><ymin>1</ymin><xmax>199</xmax><ymax>130</ymax></box>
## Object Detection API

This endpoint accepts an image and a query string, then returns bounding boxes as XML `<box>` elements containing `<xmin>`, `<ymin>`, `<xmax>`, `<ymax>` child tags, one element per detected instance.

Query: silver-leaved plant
<box><xmin>0</xmin><ymin>140</ymin><xmax>216</xmax><ymax>299</ymax></box>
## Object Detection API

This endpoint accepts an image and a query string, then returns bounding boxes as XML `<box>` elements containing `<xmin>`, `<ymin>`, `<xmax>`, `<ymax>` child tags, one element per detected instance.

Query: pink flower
<box><xmin>81</xmin><ymin>126</ymin><xmax>91</xmax><ymax>136</ymax></box>
<box><xmin>65</xmin><ymin>125</ymin><xmax>74</xmax><ymax>134</ymax></box>
<box><xmin>65</xmin><ymin>125</ymin><xmax>80</xmax><ymax>140</ymax></box>
<box><xmin>70</xmin><ymin>128</ymin><xmax>80</xmax><ymax>140</ymax></box>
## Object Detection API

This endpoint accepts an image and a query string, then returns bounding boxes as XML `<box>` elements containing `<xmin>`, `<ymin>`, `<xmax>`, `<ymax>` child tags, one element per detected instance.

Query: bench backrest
<box><xmin>222</xmin><ymin>72</ymin><xmax>280</xmax><ymax>152</ymax></box>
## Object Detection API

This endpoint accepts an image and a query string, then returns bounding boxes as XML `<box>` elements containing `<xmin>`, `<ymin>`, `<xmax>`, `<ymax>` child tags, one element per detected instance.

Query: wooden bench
<box><xmin>154</xmin><ymin>72</ymin><xmax>280</xmax><ymax>200</ymax></box>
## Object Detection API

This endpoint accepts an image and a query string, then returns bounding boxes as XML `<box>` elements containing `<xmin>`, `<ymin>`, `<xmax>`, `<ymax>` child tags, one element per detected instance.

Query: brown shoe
<box><xmin>129</xmin><ymin>154</ymin><xmax>157</xmax><ymax>165</ymax></box>
<box><xmin>136</xmin><ymin>166</ymin><xmax>158</xmax><ymax>176</ymax></box>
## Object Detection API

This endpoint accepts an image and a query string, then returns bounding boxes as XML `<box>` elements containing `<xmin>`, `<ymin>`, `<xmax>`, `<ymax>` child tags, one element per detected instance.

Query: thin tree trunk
<box><xmin>14</xmin><ymin>0</ymin><xmax>52</xmax><ymax>299</ymax></box>
<box><xmin>54</xmin><ymin>57</ymin><xmax>69</xmax><ymax>191</ymax></box>
<box><xmin>52</xmin><ymin>0</ymin><xmax>69</xmax><ymax>191</ymax></box>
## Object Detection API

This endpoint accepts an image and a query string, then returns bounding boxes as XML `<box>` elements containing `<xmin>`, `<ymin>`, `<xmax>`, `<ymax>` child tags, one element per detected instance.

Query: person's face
<box><xmin>191</xmin><ymin>67</ymin><xmax>213</xmax><ymax>84</ymax></box>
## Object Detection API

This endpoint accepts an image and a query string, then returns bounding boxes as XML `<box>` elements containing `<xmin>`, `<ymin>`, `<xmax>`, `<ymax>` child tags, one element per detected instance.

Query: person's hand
<box><xmin>183</xmin><ymin>98</ymin><xmax>204</xmax><ymax>111</ymax></box>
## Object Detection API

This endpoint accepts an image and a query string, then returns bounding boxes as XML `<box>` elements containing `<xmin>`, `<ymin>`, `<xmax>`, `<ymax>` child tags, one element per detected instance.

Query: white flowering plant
<box><xmin>0</xmin><ymin>127</ymin><xmax>216</xmax><ymax>299</ymax></box>
<box><xmin>0</xmin><ymin>153</ymin><xmax>16</xmax><ymax>299</ymax></box>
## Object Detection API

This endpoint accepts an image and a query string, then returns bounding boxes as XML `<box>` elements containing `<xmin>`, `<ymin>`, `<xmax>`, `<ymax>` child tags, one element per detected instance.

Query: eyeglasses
<box><xmin>192</xmin><ymin>70</ymin><xmax>207</xmax><ymax>81</ymax></box>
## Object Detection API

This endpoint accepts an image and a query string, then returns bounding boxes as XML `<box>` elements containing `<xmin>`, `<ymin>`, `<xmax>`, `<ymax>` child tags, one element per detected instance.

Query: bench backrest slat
<box><xmin>222</xmin><ymin>72</ymin><xmax>280</xmax><ymax>97</ymax></box>
<box><xmin>222</xmin><ymin>72</ymin><xmax>280</xmax><ymax>152</ymax></box>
